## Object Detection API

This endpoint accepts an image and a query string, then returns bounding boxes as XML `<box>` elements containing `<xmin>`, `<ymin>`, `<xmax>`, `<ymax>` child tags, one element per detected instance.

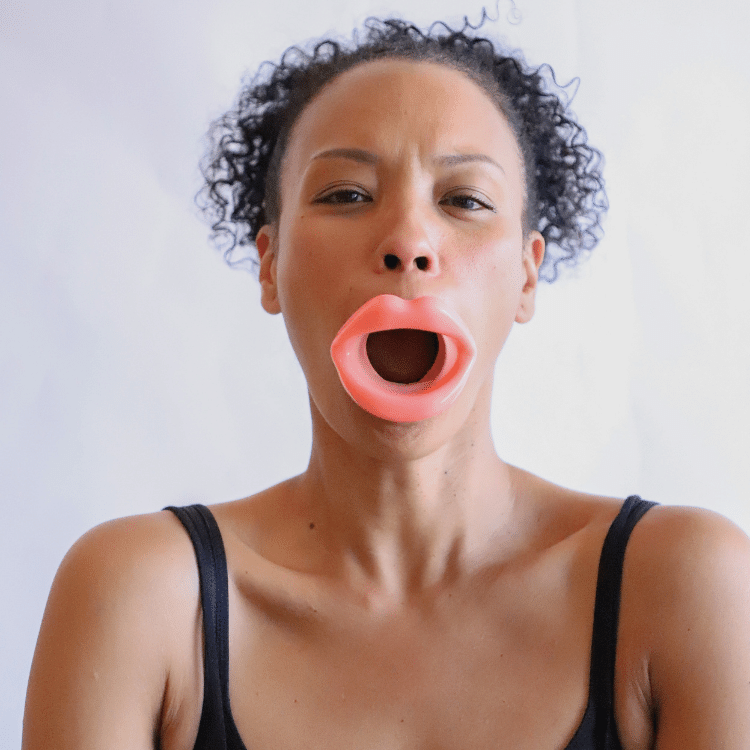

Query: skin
<box><xmin>23</xmin><ymin>59</ymin><xmax>750</xmax><ymax>750</ymax></box>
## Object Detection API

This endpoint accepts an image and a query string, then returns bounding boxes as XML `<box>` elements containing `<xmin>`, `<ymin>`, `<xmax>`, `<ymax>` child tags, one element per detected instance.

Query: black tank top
<box><xmin>166</xmin><ymin>495</ymin><xmax>655</xmax><ymax>750</ymax></box>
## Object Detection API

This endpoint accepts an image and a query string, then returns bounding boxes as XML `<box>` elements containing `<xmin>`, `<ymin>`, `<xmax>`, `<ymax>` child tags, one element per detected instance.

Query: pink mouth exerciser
<box><xmin>330</xmin><ymin>295</ymin><xmax>477</xmax><ymax>422</ymax></box>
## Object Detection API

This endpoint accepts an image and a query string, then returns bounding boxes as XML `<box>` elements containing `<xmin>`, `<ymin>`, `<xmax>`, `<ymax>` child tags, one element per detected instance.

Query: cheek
<box><xmin>273</xmin><ymin>220</ymin><xmax>350</xmax><ymax>374</ymax></box>
<box><xmin>275</xmin><ymin>221</ymin><xmax>319</xmax><ymax>310</ymax></box>
<box><xmin>462</xmin><ymin>232</ymin><xmax>525</xmax><ymax>294</ymax></box>
<box><xmin>464</xmin><ymin>238</ymin><xmax>526</xmax><ymax>350</ymax></box>
<box><xmin>276</xmin><ymin>217</ymin><xmax>351</xmax><ymax>302</ymax></box>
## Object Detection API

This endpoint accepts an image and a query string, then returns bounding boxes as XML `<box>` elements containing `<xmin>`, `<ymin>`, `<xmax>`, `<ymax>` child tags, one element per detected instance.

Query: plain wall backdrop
<box><xmin>2</xmin><ymin>0</ymin><xmax>749</xmax><ymax>744</ymax></box>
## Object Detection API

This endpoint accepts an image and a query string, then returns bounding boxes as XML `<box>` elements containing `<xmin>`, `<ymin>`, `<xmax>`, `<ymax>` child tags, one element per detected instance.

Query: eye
<box><xmin>313</xmin><ymin>186</ymin><xmax>372</xmax><ymax>205</ymax></box>
<box><xmin>440</xmin><ymin>191</ymin><xmax>496</xmax><ymax>212</ymax></box>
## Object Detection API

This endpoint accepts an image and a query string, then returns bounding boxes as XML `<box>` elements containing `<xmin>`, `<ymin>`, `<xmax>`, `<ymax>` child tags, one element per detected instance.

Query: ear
<box><xmin>515</xmin><ymin>231</ymin><xmax>545</xmax><ymax>324</ymax></box>
<box><xmin>256</xmin><ymin>225</ymin><xmax>282</xmax><ymax>315</ymax></box>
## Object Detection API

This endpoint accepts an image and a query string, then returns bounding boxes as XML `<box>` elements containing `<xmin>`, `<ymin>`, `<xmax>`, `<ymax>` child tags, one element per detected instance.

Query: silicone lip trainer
<box><xmin>330</xmin><ymin>294</ymin><xmax>477</xmax><ymax>422</ymax></box>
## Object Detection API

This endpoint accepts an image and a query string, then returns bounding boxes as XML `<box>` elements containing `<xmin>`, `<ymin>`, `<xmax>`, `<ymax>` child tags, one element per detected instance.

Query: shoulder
<box><xmin>624</xmin><ymin>503</ymin><xmax>750</xmax><ymax>599</ymax></box>
<box><xmin>35</xmin><ymin>508</ymin><xmax>203</xmax><ymax>682</ymax></box>
<box><xmin>48</xmin><ymin>508</ymin><xmax>205</xmax><ymax>694</ymax></box>
<box><xmin>619</xmin><ymin>503</ymin><xmax>750</xmax><ymax>745</ymax></box>
<box><xmin>618</xmin><ymin>502</ymin><xmax>750</xmax><ymax>637</ymax></box>
<box><xmin>56</xmin><ymin>509</ymin><xmax>200</xmax><ymax>609</ymax></box>
<box><xmin>24</xmin><ymin>509</ymin><xmax>202</xmax><ymax>749</ymax></box>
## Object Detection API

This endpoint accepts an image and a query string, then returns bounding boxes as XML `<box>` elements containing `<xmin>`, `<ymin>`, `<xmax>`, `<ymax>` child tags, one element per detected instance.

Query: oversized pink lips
<box><xmin>330</xmin><ymin>294</ymin><xmax>477</xmax><ymax>422</ymax></box>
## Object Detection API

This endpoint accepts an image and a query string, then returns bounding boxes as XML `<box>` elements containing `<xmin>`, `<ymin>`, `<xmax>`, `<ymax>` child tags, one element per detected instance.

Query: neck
<box><xmin>291</xmin><ymin>396</ymin><xmax>518</xmax><ymax>605</ymax></box>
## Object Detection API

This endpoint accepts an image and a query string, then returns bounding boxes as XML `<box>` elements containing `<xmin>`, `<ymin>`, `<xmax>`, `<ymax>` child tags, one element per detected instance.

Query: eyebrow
<box><xmin>312</xmin><ymin>148</ymin><xmax>379</xmax><ymax>164</ymax></box>
<box><xmin>311</xmin><ymin>148</ymin><xmax>505</xmax><ymax>173</ymax></box>
<box><xmin>434</xmin><ymin>153</ymin><xmax>505</xmax><ymax>173</ymax></box>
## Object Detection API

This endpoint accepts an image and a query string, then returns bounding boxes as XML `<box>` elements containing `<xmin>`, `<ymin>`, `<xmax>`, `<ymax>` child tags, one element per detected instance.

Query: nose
<box><xmin>375</xmin><ymin>201</ymin><xmax>440</xmax><ymax>276</ymax></box>
<box><xmin>383</xmin><ymin>252</ymin><xmax>432</xmax><ymax>272</ymax></box>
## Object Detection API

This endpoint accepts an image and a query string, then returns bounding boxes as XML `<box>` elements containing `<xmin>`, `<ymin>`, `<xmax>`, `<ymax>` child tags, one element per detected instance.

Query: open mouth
<box><xmin>330</xmin><ymin>295</ymin><xmax>476</xmax><ymax>423</ymax></box>
<box><xmin>366</xmin><ymin>329</ymin><xmax>441</xmax><ymax>384</ymax></box>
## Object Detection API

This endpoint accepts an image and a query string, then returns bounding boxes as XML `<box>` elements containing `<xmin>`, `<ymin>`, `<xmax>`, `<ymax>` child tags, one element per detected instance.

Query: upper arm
<box><xmin>22</xmin><ymin>512</ymin><xmax>200</xmax><ymax>750</ymax></box>
<box><xmin>633</xmin><ymin>507</ymin><xmax>750</xmax><ymax>749</ymax></box>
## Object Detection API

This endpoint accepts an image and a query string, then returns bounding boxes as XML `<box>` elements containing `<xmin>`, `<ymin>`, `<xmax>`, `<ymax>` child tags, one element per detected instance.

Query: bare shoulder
<box><xmin>621</xmin><ymin>502</ymin><xmax>750</xmax><ymax>664</ymax></box>
<box><xmin>534</xmin><ymin>489</ymin><xmax>750</xmax><ymax>747</ymax></box>
<box><xmin>24</xmin><ymin>510</ymin><xmax>202</xmax><ymax>750</ymax></box>
<box><xmin>68</xmin><ymin>507</ymin><xmax>196</xmax><ymax>571</ymax></box>
<box><xmin>620</xmin><ymin>504</ymin><xmax>750</xmax><ymax>748</ymax></box>
<box><xmin>50</xmin><ymin>509</ymin><xmax>201</xmax><ymax>628</ymax></box>
<box><xmin>624</xmin><ymin>503</ymin><xmax>750</xmax><ymax>599</ymax></box>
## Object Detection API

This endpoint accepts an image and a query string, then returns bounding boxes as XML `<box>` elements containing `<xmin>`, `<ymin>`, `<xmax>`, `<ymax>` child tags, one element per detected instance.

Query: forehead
<box><xmin>282</xmin><ymin>58</ymin><xmax>523</xmax><ymax>187</ymax></box>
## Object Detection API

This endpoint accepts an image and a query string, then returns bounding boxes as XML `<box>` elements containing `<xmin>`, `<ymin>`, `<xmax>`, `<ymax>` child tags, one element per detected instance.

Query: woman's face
<box><xmin>256</xmin><ymin>59</ymin><xmax>544</xmax><ymax>446</ymax></box>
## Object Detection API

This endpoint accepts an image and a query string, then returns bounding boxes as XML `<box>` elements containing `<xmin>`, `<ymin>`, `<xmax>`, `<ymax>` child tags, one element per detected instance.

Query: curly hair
<box><xmin>198</xmin><ymin>14</ymin><xmax>607</xmax><ymax>282</ymax></box>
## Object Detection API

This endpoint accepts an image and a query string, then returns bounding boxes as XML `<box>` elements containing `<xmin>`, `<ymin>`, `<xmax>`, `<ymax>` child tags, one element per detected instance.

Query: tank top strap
<box><xmin>165</xmin><ymin>504</ymin><xmax>231</xmax><ymax>750</ymax></box>
<box><xmin>166</xmin><ymin>498</ymin><xmax>656</xmax><ymax>750</ymax></box>
<box><xmin>588</xmin><ymin>495</ymin><xmax>657</xmax><ymax>742</ymax></box>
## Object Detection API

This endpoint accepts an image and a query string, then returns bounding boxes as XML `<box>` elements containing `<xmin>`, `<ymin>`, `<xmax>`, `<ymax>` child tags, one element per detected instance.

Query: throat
<box><xmin>366</xmin><ymin>329</ymin><xmax>440</xmax><ymax>384</ymax></box>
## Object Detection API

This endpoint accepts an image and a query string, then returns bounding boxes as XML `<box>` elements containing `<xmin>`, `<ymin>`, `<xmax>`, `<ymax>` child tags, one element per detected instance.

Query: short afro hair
<box><xmin>198</xmin><ymin>14</ymin><xmax>607</xmax><ymax>282</ymax></box>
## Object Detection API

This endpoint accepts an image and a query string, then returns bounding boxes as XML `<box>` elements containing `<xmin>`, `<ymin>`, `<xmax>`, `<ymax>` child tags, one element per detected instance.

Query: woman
<box><xmin>23</xmin><ymin>16</ymin><xmax>750</xmax><ymax>750</ymax></box>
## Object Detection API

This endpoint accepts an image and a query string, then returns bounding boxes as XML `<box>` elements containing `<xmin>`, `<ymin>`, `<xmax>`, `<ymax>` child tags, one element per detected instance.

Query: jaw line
<box><xmin>330</xmin><ymin>295</ymin><xmax>477</xmax><ymax>422</ymax></box>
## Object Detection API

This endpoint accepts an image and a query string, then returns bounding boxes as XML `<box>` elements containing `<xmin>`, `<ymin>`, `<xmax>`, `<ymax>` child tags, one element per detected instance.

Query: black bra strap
<box><xmin>589</xmin><ymin>495</ymin><xmax>656</xmax><ymax>741</ymax></box>
<box><xmin>166</xmin><ymin>497</ymin><xmax>655</xmax><ymax>749</ymax></box>
<box><xmin>166</xmin><ymin>504</ymin><xmax>230</xmax><ymax>750</ymax></box>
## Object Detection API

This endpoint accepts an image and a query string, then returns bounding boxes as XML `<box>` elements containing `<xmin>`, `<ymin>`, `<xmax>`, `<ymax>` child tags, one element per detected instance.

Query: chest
<box><xmin>225</xmin><ymin>576</ymin><xmax>595</xmax><ymax>750</ymax></box>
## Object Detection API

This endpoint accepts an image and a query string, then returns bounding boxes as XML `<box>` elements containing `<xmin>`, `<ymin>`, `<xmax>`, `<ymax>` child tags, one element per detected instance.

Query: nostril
<box><xmin>384</xmin><ymin>254</ymin><xmax>400</xmax><ymax>270</ymax></box>
<box><xmin>415</xmin><ymin>256</ymin><xmax>429</xmax><ymax>271</ymax></box>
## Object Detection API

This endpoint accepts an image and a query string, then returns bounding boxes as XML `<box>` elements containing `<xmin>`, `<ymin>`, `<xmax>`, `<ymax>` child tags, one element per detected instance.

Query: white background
<box><xmin>2</xmin><ymin>0</ymin><xmax>749</xmax><ymax>744</ymax></box>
